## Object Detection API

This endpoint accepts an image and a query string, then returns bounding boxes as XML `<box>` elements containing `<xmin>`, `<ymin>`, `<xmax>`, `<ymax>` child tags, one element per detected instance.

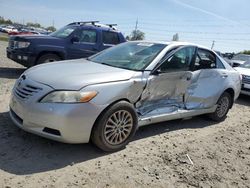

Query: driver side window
<box><xmin>74</xmin><ymin>29</ymin><xmax>97</xmax><ymax>43</ymax></box>
<box><xmin>159</xmin><ymin>47</ymin><xmax>195</xmax><ymax>72</ymax></box>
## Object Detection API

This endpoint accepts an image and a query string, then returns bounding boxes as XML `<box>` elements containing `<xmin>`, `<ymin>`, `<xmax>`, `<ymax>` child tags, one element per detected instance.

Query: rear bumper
<box><xmin>6</xmin><ymin>47</ymin><xmax>36</xmax><ymax>67</ymax></box>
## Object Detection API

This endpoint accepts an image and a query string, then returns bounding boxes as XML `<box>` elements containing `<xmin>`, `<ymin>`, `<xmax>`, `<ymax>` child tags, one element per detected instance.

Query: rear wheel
<box><xmin>36</xmin><ymin>53</ymin><xmax>61</xmax><ymax>64</ymax></box>
<box><xmin>208</xmin><ymin>92</ymin><xmax>232</xmax><ymax>121</ymax></box>
<box><xmin>91</xmin><ymin>101</ymin><xmax>138</xmax><ymax>152</ymax></box>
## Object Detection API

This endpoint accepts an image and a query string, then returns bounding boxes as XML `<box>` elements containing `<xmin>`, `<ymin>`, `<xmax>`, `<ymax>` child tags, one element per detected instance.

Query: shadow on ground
<box><xmin>235</xmin><ymin>94</ymin><xmax>250</xmax><ymax>107</ymax></box>
<box><xmin>0</xmin><ymin>67</ymin><xmax>26</xmax><ymax>79</ymax></box>
<box><xmin>0</xmin><ymin>110</ymin><xmax>219</xmax><ymax>175</ymax></box>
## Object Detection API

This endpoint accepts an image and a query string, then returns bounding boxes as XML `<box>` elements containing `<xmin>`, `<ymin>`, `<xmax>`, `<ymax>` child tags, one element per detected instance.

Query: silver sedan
<box><xmin>9</xmin><ymin>41</ymin><xmax>241</xmax><ymax>151</ymax></box>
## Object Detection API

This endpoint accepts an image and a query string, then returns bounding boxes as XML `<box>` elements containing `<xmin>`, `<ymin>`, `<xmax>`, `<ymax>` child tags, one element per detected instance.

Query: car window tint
<box><xmin>194</xmin><ymin>49</ymin><xmax>216</xmax><ymax>70</ymax></box>
<box><xmin>77</xmin><ymin>30</ymin><xmax>97</xmax><ymax>43</ymax></box>
<box><xmin>159</xmin><ymin>47</ymin><xmax>195</xmax><ymax>72</ymax></box>
<box><xmin>102</xmin><ymin>31</ymin><xmax>120</xmax><ymax>45</ymax></box>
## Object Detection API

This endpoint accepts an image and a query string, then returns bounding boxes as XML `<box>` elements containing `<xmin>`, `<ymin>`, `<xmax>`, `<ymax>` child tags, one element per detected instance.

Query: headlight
<box><xmin>40</xmin><ymin>91</ymin><xmax>98</xmax><ymax>103</ymax></box>
<box><xmin>14</xmin><ymin>41</ymin><xmax>30</xmax><ymax>49</ymax></box>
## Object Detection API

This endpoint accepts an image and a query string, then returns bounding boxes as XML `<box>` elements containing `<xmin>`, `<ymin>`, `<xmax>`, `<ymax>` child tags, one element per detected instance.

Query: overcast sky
<box><xmin>0</xmin><ymin>0</ymin><xmax>250</xmax><ymax>52</ymax></box>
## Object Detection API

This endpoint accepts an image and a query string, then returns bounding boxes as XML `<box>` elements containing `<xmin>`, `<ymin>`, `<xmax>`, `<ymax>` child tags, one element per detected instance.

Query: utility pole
<box><xmin>134</xmin><ymin>18</ymin><xmax>138</xmax><ymax>40</ymax></box>
<box><xmin>52</xmin><ymin>19</ymin><xmax>55</xmax><ymax>27</ymax></box>
<box><xmin>211</xmin><ymin>40</ymin><xmax>215</xmax><ymax>49</ymax></box>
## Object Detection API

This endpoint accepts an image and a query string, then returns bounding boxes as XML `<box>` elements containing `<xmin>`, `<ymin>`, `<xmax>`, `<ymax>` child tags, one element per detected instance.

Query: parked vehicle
<box><xmin>9</xmin><ymin>41</ymin><xmax>241</xmax><ymax>151</ymax></box>
<box><xmin>0</xmin><ymin>24</ymin><xmax>7</xmax><ymax>32</ymax></box>
<box><xmin>6</xmin><ymin>21</ymin><xmax>126</xmax><ymax>67</ymax></box>
<box><xmin>234</xmin><ymin>62</ymin><xmax>250</xmax><ymax>96</ymax></box>
<box><xmin>229</xmin><ymin>54</ymin><xmax>250</xmax><ymax>67</ymax></box>
<box><xmin>8</xmin><ymin>29</ymin><xmax>40</xmax><ymax>35</ymax></box>
<box><xmin>1</xmin><ymin>25</ymin><xmax>18</xmax><ymax>33</ymax></box>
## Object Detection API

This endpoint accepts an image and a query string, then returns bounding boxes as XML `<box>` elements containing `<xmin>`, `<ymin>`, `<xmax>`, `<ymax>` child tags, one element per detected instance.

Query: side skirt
<box><xmin>138</xmin><ymin>105</ymin><xmax>217</xmax><ymax>127</ymax></box>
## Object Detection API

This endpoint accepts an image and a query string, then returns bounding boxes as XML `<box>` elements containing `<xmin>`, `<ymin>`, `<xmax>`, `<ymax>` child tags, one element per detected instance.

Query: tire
<box><xmin>91</xmin><ymin>101</ymin><xmax>138</xmax><ymax>152</ymax></box>
<box><xmin>36</xmin><ymin>53</ymin><xmax>61</xmax><ymax>65</ymax></box>
<box><xmin>208</xmin><ymin>92</ymin><xmax>232</xmax><ymax>121</ymax></box>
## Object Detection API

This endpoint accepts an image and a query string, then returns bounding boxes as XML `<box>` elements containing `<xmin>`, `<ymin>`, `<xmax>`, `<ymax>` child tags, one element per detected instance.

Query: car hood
<box><xmin>24</xmin><ymin>59</ymin><xmax>136</xmax><ymax>90</ymax></box>
<box><xmin>234</xmin><ymin>67</ymin><xmax>250</xmax><ymax>76</ymax></box>
<box><xmin>10</xmin><ymin>35</ymin><xmax>64</xmax><ymax>44</ymax></box>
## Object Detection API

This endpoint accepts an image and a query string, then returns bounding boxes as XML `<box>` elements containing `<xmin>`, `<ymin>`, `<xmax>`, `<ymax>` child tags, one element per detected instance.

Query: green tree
<box><xmin>126</xmin><ymin>29</ymin><xmax>145</xmax><ymax>41</ymax></box>
<box><xmin>26</xmin><ymin>22</ymin><xmax>41</xmax><ymax>28</ymax></box>
<box><xmin>242</xmin><ymin>50</ymin><xmax>250</xmax><ymax>55</ymax></box>
<box><xmin>46</xmin><ymin>26</ymin><xmax>56</xmax><ymax>32</ymax></box>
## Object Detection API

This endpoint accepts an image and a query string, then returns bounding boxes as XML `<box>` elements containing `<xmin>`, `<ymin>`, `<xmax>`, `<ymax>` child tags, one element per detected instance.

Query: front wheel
<box><xmin>91</xmin><ymin>101</ymin><xmax>138</xmax><ymax>152</ymax></box>
<box><xmin>208</xmin><ymin>92</ymin><xmax>232</xmax><ymax>121</ymax></box>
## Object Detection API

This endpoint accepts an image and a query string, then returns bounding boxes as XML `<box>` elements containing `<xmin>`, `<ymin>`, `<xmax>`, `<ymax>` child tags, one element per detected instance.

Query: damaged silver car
<box><xmin>9</xmin><ymin>41</ymin><xmax>241</xmax><ymax>151</ymax></box>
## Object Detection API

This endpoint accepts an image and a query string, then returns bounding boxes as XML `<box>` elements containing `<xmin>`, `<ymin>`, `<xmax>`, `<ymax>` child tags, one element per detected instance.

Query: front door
<box><xmin>137</xmin><ymin>46</ymin><xmax>196</xmax><ymax>115</ymax></box>
<box><xmin>67</xmin><ymin>29</ymin><xmax>100</xmax><ymax>59</ymax></box>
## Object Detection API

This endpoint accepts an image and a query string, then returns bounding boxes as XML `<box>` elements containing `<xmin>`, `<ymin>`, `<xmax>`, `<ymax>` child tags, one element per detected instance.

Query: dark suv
<box><xmin>6</xmin><ymin>21</ymin><xmax>126</xmax><ymax>67</ymax></box>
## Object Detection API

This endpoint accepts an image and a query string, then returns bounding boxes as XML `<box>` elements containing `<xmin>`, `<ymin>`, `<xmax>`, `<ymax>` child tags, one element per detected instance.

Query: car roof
<box><xmin>129</xmin><ymin>40</ymin><xmax>212</xmax><ymax>51</ymax></box>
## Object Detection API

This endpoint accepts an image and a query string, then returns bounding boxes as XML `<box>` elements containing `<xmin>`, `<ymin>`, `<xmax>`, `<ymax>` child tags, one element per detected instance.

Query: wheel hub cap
<box><xmin>104</xmin><ymin>110</ymin><xmax>133</xmax><ymax>145</ymax></box>
<box><xmin>217</xmin><ymin>96</ymin><xmax>230</xmax><ymax>118</ymax></box>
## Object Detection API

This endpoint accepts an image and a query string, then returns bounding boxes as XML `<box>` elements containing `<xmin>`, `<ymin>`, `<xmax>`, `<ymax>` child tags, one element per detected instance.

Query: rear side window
<box><xmin>194</xmin><ymin>49</ymin><xmax>216</xmax><ymax>70</ymax></box>
<box><xmin>102</xmin><ymin>31</ymin><xmax>120</xmax><ymax>45</ymax></box>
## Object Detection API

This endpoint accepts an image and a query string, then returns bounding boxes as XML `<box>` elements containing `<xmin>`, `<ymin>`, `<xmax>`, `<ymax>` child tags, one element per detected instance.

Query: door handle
<box><xmin>221</xmin><ymin>73</ymin><xmax>228</xmax><ymax>78</ymax></box>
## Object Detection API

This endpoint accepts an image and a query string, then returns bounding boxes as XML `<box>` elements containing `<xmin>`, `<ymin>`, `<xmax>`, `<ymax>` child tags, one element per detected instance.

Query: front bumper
<box><xmin>6</xmin><ymin>47</ymin><xmax>36</xmax><ymax>67</ymax></box>
<box><xmin>9</xmin><ymin>90</ymin><xmax>106</xmax><ymax>144</ymax></box>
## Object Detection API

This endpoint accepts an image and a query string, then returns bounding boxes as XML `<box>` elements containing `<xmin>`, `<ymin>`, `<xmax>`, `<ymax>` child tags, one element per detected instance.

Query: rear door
<box><xmin>67</xmin><ymin>28</ymin><xmax>100</xmax><ymax>59</ymax></box>
<box><xmin>185</xmin><ymin>48</ymin><xmax>228</xmax><ymax>109</ymax></box>
<box><xmin>137</xmin><ymin>46</ymin><xmax>196</xmax><ymax>115</ymax></box>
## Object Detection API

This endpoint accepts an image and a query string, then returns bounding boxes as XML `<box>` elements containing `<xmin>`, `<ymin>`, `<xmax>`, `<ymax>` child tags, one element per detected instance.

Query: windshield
<box><xmin>232</xmin><ymin>54</ymin><xmax>250</xmax><ymax>62</ymax></box>
<box><xmin>239</xmin><ymin>62</ymin><xmax>250</xmax><ymax>69</ymax></box>
<box><xmin>89</xmin><ymin>42</ymin><xmax>166</xmax><ymax>71</ymax></box>
<box><xmin>50</xmin><ymin>26</ymin><xmax>76</xmax><ymax>38</ymax></box>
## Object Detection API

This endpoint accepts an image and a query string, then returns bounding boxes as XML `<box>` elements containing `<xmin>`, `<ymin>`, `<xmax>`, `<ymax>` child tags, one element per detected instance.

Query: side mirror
<box><xmin>71</xmin><ymin>36</ymin><xmax>79</xmax><ymax>43</ymax></box>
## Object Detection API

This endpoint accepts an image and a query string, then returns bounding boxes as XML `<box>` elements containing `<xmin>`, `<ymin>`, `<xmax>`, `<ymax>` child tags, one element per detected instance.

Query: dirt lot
<box><xmin>0</xmin><ymin>41</ymin><xmax>249</xmax><ymax>188</ymax></box>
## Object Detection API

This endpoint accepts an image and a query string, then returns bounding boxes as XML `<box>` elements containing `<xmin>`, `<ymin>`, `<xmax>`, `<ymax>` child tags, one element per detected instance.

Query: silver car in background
<box><xmin>234</xmin><ymin>61</ymin><xmax>250</xmax><ymax>96</ymax></box>
<box><xmin>9</xmin><ymin>41</ymin><xmax>241</xmax><ymax>151</ymax></box>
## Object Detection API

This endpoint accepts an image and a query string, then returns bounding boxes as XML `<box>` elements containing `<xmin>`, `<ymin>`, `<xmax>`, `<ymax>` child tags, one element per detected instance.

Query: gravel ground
<box><xmin>0</xmin><ymin>41</ymin><xmax>250</xmax><ymax>188</ymax></box>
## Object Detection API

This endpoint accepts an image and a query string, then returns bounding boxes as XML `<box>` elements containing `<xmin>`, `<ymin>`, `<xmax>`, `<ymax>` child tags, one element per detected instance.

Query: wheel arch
<box><xmin>90</xmin><ymin>98</ymin><xmax>134</xmax><ymax>139</ymax></box>
<box><xmin>35</xmin><ymin>51</ymin><xmax>65</xmax><ymax>64</ymax></box>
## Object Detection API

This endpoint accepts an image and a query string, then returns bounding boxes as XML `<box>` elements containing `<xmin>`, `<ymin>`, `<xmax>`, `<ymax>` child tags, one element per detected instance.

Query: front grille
<box><xmin>14</xmin><ymin>78</ymin><xmax>42</xmax><ymax>100</ymax></box>
<box><xmin>242</xmin><ymin>75</ymin><xmax>250</xmax><ymax>84</ymax></box>
<box><xmin>43</xmin><ymin>127</ymin><xmax>61</xmax><ymax>136</ymax></box>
